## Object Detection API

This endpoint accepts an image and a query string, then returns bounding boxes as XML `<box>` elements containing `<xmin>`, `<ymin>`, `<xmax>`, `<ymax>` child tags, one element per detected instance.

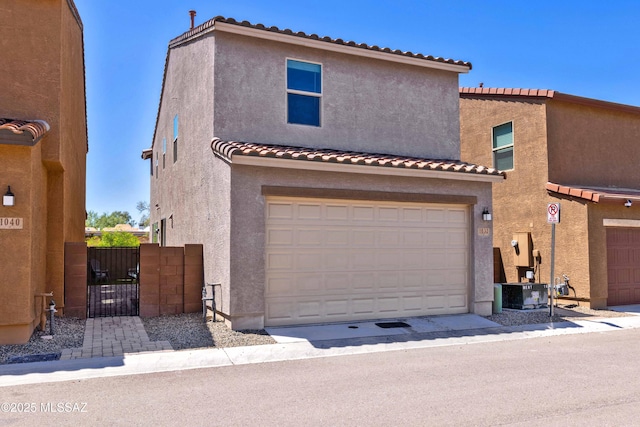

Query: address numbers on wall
<box><xmin>0</xmin><ymin>218</ymin><xmax>23</xmax><ymax>229</ymax></box>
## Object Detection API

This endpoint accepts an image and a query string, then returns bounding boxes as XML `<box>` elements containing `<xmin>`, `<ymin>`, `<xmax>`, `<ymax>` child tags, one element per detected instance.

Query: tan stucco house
<box><xmin>0</xmin><ymin>0</ymin><xmax>87</xmax><ymax>344</ymax></box>
<box><xmin>144</xmin><ymin>15</ymin><xmax>504</xmax><ymax>330</ymax></box>
<box><xmin>460</xmin><ymin>87</ymin><xmax>640</xmax><ymax>308</ymax></box>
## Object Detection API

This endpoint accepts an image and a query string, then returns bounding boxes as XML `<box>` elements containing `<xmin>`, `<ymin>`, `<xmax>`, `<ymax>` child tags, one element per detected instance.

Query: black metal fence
<box><xmin>87</xmin><ymin>247</ymin><xmax>140</xmax><ymax>318</ymax></box>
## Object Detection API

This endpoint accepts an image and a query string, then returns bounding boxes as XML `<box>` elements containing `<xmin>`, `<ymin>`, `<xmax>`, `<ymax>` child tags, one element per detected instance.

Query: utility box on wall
<box><xmin>512</xmin><ymin>232</ymin><xmax>533</xmax><ymax>267</ymax></box>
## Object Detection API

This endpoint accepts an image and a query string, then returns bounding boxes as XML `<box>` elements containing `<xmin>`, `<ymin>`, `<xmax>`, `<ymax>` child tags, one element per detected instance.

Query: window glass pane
<box><xmin>287</xmin><ymin>60</ymin><xmax>321</xmax><ymax>93</ymax></box>
<box><xmin>162</xmin><ymin>137</ymin><xmax>166</xmax><ymax>153</ymax></box>
<box><xmin>173</xmin><ymin>115</ymin><xmax>178</xmax><ymax>140</ymax></box>
<box><xmin>494</xmin><ymin>147</ymin><xmax>513</xmax><ymax>170</ymax></box>
<box><xmin>493</xmin><ymin>122</ymin><xmax>513</xmax><ymax>149</ymax></box>
<box><xmin>288</xmin><ymin>93</ymin><xmax>320</xmax><ymax>126</ymax></box>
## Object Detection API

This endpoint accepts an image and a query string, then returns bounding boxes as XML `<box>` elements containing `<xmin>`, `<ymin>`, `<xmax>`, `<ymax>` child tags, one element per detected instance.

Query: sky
<box><xmin>74</xmin><ymin>0</ymin><xmax>640</xmax><ymax>225</ymax></box>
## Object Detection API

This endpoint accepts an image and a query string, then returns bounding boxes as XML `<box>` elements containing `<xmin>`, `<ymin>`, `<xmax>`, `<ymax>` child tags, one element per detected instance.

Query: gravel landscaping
<box><xmin>0</xmin><ymin>304</ymin><xmax>633</xmax><ymax>365</ymax></box>
<box><xmin>142</xmin><ymin>313</ymin><xmax>276</xmax><ymax>350</ymax></box>
<box><xmin>0</xmin><ymin>317</ymin><xmax>85</xmax><ymax>365</ymax></box>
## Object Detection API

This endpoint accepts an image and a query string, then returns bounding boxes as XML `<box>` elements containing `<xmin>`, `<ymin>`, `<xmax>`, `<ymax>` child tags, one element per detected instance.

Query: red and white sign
<box><xmin>547</xmin><ymin>203</ymin><xmax>560</xmax><ymax>224</ymax></box>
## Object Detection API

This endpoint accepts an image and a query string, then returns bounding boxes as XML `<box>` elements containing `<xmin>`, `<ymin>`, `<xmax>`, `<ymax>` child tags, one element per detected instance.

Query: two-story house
<box><xmin>145</xmin><ymin>16</ymin><xmax>504</xmax><ymax>330</ymax></box>
<box><xmin>0</xmin><ymin>0</ymin><xmax>87</xmax><ymax>344</ymax></box>
<box><xmin>460</xmin><ymin>87</ymin><xmax>640</xmax><ymax>309</ymax></box>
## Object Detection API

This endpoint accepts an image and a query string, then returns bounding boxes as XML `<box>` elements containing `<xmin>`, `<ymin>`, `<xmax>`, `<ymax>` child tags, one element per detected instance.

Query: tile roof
<box><xmin>170</xmin><ymin>16</ymin><xmax>472</xmax><ymax>70</ymax></box>
<box><xmin>460</xmin><ymin>87</ymin><xmax>555</xmax><ymax>97</ymax></box>
<box><xmin>211</xmin><ymin>138</ymin><xmax>504</xmax><ymax>178</ymax></box>
<box><xmin>460</xmin><ymin>87</ymin><xmax>640</xmax><ymax>114</ymax></box>
<box><xmin>0</xmin><ymin>118</ymin><xmax>50</xmax><ymax>143</ymax></box>
<box><xmin>546</xmin><ymin>182</ymin><xmax>640</xmax><ymax>203</ymax></box>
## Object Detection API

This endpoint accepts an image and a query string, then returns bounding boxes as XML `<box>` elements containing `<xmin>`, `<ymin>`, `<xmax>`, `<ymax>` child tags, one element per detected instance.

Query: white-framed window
<box><xmin>492</xmin><ymin>121</ymin><xmax>514</xmax><ymax>170</ymax></box>
<box><xmin>286</xmin><ymin>59</ymin><xmax>322</xmax><ymax>127</ymax></box>
<box><xmin>173</xmin><ymin>114</ymin><xmax>178</xmax><ymax>163</ymax></box>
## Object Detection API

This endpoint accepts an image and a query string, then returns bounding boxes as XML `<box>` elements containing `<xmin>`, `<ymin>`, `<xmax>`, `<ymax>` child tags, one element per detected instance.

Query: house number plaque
<box><xmin>0</xmin><ymin>218</ymin><xmax>23</xmax><ymax>229</ymax></box>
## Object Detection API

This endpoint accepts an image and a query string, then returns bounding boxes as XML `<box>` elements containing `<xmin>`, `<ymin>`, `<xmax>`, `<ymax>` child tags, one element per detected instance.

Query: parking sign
<box><xmin>547</xmin><ymin>203</ymin><xmax>560</xmax><ymax>223</ymax></box>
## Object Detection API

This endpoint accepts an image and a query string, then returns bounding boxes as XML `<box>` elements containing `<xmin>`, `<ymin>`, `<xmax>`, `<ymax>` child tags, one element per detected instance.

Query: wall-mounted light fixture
<box><xmin>625</xmin><ymin>199</ymin><xmax>632</xmax><ymax>208</ymax></box>
<box><xmin>3</xmin><ymin>186</ymin><xmax>15</xmax><ymax>206</ymax></box>
<box><xmin>482</xmin><ymin>208</ymin><xmax>492</xmax><ymax>221</ymax></box>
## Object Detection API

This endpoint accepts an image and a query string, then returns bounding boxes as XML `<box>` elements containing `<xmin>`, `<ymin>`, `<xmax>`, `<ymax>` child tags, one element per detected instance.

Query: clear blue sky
<box><xmin>74</xmin><ymin>0</ymin><xmax>640</xmax><ymax>224</ymax></box>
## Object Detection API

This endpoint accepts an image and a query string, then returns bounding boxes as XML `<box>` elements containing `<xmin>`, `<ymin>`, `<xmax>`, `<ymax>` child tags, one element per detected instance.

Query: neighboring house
<box><xmin>144</xmin><ymin>15</ymin><xmax>503</xmax><ymax>330</ymax></box>
<box><xmin>0</xmin><ymin>0</ymin><xmax>87</xmax><ymax>344</ymax></box>
<box><xmin>460</xmin><ymin>87</ymin><xmax>640</xmax><ymax>308</ymax></box>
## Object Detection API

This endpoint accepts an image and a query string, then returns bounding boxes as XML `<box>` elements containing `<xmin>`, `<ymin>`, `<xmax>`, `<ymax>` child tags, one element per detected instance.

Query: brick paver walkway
<box><xmin>60</xmin><ymin>317</ymin><xmax>172</xmax><ymax>360</ymax></box>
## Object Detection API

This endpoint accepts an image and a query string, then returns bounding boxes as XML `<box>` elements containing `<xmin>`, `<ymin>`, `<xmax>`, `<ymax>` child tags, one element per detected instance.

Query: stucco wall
<box><xmin>0</xmin><ymin>0</ymin><xmax>86</xmax><ymax>343</ymax></box>
<box><xmin>547</xmin><ymin>101</ymin><xmax>640</xmax><ymax>189</ymax></box>
<box><xmin>213</xmin><ymin>31</ymin><xmax>461</xmax><ymax>160</ymax></box>
<box><xmin>224</xmin><ymin>165</ymin><xmax>494</xmax><ymax>328</ymax></box>
<box><xmin>460</xmin><ymin>97</ymin><xmax>561</xmax><ymax>285</ymax></box>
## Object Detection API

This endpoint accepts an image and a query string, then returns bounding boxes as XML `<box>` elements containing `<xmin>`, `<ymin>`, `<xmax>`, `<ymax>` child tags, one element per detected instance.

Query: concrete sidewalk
<box><xmin>3</xmin><ymin>307</ymin><xmax>640</xmax><ymax>387</ymax></box>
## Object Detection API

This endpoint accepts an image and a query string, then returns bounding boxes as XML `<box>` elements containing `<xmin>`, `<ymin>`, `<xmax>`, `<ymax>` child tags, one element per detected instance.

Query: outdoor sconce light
<box><xmin>625</xmin><ymin>199</ymin><xmax>633</xmax><ymax>208</ymax></box>
<box><xmin>482</xmin><ymin>208</ymin><xmax>492</xmax><ymax>221</ymax></box>
<box><xmin>3</xmin><ymin>186</ymin><xmax>14</xmax><ymax>206</ymax></box>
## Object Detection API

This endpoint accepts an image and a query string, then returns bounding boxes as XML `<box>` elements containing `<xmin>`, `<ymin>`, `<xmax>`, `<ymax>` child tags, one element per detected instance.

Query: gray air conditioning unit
<box><xmin>502</xmin><ymin>283</ymin><xmax>548</xmax><ymax>309</ymax></box>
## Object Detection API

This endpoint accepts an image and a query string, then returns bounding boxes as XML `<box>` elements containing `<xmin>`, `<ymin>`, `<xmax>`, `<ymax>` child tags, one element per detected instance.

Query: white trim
<box><xmin>603</xmin><ymin>219</ymin><xmax>640</xmax><ymax>228</ymax></box>
<box><xmin>215</xmin><ymin>22</ymin><xmax>470</xmax><ymax>74</ymax></box>
<box><xmin>232</xmin><ymin>155</ymin><xmax>504</xmax><ymax>183</ymax></box>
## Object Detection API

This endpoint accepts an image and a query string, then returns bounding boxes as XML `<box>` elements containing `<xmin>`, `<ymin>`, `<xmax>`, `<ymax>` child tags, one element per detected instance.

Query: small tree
<box><xmin>99</xmin><ymin>231</ymin><xmax>140</xmax><ymax>247</ymax></box>
<box><xmin>136</xmin><ymin>201</ymin><xmax>150</xmax><ymax>228</ymax></box>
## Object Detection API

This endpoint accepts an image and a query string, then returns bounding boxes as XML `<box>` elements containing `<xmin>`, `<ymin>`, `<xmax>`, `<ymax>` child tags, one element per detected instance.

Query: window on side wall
<box><xmin>162</xmin><ymin>137</ymin><xmax>166</xmax><ymax>169</ymax></box>
<box><xmin>173</xmin><ymin>114</ymin><xmax>178</xmax><ymax>163</ymax></box>
<box><xmin>286</xmin><ymin>59</ymin><xmax>321</xmax><ymax>127</ymax></box>
<box><xmin>155</xmin><ymin>153</ymin><xmax>159</xmax><ymax>178</ymax></box>
<box><xmin>492</xmin><ymin>121</ymin><xmax>514</xmax><ymax>170</ymax></box>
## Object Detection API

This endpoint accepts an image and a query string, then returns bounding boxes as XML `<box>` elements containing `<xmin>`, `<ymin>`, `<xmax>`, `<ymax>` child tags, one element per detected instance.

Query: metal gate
<box><xmin>87</xmin><ymin>247</ymin><xmax>140</xmax><ymax>317</ymax></box>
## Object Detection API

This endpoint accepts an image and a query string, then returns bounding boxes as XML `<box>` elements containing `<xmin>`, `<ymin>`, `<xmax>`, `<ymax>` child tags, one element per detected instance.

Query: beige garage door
<box><xmin>265</xmin><ymin>197</ymin><xmax>469</xmax><ymax>326</ymax></box>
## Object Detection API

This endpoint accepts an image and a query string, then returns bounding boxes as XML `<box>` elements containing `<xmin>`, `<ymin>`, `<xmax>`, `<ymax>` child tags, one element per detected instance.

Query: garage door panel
<box><xmin>326</xmin><ymin>204</ymin><xmax>349</xmax><ymax>220</ymax></box>
<box><xmin>378</xmin><ymin>297</ymin><xmax>401</xmax><ymax>313</ymax></box>
<box><xmin>267</xmin><ymin>252</ymin><xmax>294</xmax><ymax>270</ymax></box>
<box><xmin>607</xmin><ymin>228</ymin><xmax>640</xmax><ymax>306</ymax></box>
<box><xmin>265</xmin><ymin>197</ymin><xmax>469</xmax><ymax>326</ymax></box>
<box><xmin>402</xmin><ymin>295</ymin><xmax>424</xmax><ymax>311</ymax></box>
<box><xmin>267</xmin><ymin>228</ymin><xmax>294</xmax><ymax>245</ymax></box>
<box><xmin>326</xmin><ymin>300</ymin><xmax>349</xmax><ymax>316</ymax></box>
<box><xmin>324</xmin><ymin>273</ymin><xmax>349</xmax><ymax>291</ymax></box>
<box><xmin>353</xmin><ymin>298</ymin><xmax>375</xmax><ymax>314</ymax></box>
<box><xmin>326</xmin><ymin>251</ymin><xmax>349</xmax><ymax>270</ymax></box>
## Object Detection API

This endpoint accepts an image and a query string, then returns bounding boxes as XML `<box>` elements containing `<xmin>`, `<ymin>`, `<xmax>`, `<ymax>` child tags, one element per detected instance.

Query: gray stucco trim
<box><xmin>261</xmin><ymin>186</ymin><xmax>478</xmax><ymax>205</ymax></box>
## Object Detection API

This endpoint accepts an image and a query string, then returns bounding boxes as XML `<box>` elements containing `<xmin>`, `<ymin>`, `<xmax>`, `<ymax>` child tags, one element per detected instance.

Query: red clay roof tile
<box><xmin>169</xmin><ymin>16</ymin><xmax>471</xmax><ymax>70</ymax></box>
<box><xmin>211</xmin><ymin>138</ymin><xmax>505</xmax><ymax>178</ymax></box>
<box><xmin>546</xmin><ymin>182</ymin><xmax>640</xmax><ymax>204</ymax></box>
<box><xmin>0</xmin><ymin>118</ymin><xmax>50</xmax><ymax>143</ymax></box>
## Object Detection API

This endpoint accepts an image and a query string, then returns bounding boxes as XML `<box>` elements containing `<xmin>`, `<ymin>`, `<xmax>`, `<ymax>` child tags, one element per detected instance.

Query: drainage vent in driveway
<box><xmin>375</xmin><ymin>322</ymin><xmax>410</xmax><ymax>329</ymax></box>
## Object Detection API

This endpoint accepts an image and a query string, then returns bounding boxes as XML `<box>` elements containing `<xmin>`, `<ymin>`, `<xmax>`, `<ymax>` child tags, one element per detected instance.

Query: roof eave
<box><xmin>216</xmin><ymin>151</ymin><xmax>504</xmax><ymax>183</ymax></box>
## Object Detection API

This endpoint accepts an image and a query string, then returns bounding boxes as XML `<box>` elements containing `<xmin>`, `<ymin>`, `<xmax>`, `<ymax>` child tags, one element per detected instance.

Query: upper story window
<box><xmin>287</xmin><ymin>59</ymin><xmax>321</xmax><ymax>127</ymax></box>
<box><xmin>162</xmin><ymin>137</ymin><xmax>167</xmax><ymax>169</ymax></box>
<box><xmin>155</xmin><ymin>153</ymin><xmax>159</xmax><ymax>177</ymax></box>
<box><xmin>492</xmin><ymin>121</ymin><xmax>514</xmax><ymax>170</ymax></box>
<box><xmin>173</xmin><ymin>114</ymin><xmax>178</xmax><ymax>163</ymax></box>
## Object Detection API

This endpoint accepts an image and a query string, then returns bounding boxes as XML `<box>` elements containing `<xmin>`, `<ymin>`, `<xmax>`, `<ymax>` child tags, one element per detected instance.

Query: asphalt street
<box><xmin>2</xmin><ymin>327</ymin><xmax>640</xmax><ymax>426</ymax></box>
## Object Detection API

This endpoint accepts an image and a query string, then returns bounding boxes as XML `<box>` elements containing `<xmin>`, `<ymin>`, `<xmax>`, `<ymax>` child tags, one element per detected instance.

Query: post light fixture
<box><xmin>3</xmin><ymin>186</ymin><xmax>14</xmax><ymax>206</ymax></box>
<box><xmin>482</xmin><ymin>208</ymin><xmax>492</xmax><ymax>221</ymax></box>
